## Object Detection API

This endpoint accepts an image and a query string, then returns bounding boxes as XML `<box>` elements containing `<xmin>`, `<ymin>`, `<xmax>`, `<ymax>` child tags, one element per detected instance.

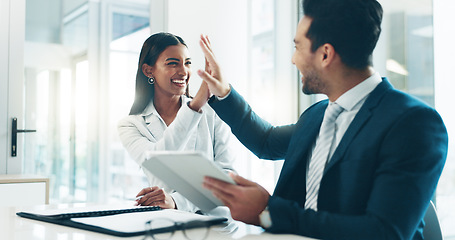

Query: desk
<box><xmin>0</xmin><ymin>174</ymin><xmax>49</xmax><ymax>206</ymax></box>
<box><xmin>1</xmin><ymin>203</ymin><xmax>315</xmax><ymax>240</ymax></box>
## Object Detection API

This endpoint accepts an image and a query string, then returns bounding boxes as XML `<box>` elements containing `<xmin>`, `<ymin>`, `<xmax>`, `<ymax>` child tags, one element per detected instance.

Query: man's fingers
<box><xmin>197</xmin><ymin>69</ymin><xmax>218</xmax><ymax>86</ymax></box>
<box><xmin>202</xmin><ymin>35</ymin><xmax>213</xmax><ymax>74</ymax></box>
<box><xmin>205</xmin><ymin>182</ymin><xmax>234</xmax><ymax>208</ymax></box>
<box><xmin>199</xmin><ymin>38</ymin><xmax>217</xmax><ymax>66</ymax></box>
<box><xmin>211</xmin><ymin>189</ymin><xmax>231</xmax><ymax>208</ymax></box>
<box><xmin>200</xmin><ymin>34</ymin><xmax>211</xmax><ymax>50</ymax></box>
<box><xmin>203</xmin><ymin>177</ymin><xmax>239</xmax><ymax>199</ymax></box>
<box><xmin>201</xmin><ymin>34</ymin><xmax>212</xmax><ymax>51</ymax></box>
<box><xmin>230</xmin><ymin>172</ymin><xmax>256</xmax><ymax>187</ymax></box>
<box><xmin>202</xmin><ymin>34</ymin><xmax>212</xmax><ymax>52</ymax></box>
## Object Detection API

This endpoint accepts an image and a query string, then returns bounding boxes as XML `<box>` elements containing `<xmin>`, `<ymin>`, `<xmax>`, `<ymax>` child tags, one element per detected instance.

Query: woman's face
<box><xmin>149</xmin><ymin>44</ymin><xmax>191</xmax><ymax>98</ymax></box>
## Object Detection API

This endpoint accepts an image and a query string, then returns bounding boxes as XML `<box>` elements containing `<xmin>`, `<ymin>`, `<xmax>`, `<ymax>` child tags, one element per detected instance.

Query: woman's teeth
<box><xmin>172</xmin><ymin>79</ymin><xmax>186</xmax><ymax>84</ymax></box>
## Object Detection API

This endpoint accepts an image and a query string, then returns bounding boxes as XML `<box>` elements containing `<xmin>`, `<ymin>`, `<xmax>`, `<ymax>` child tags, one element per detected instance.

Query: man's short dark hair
<box><xmin>302</xmin><ymin>0</ymin><xmax>383</xmax><ymax>69</ymax></box>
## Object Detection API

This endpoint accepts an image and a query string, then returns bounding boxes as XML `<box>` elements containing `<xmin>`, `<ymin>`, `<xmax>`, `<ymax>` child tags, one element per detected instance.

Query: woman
<box><xmin>118</xmin><ymin>32</ymin><xmax>235</xmax><ymax>213</ymax></box>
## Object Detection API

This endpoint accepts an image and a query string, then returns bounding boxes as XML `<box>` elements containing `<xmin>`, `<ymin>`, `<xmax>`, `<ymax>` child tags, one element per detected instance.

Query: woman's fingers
<box><xmin>136</xmin><ymin>186</ymin><xmax>162</xmax><ymax>205</ymax></box>
<box><xmin>136</xmin><ymin>186</ymin><xmax>156</xmax><ymax>197</ymax></box>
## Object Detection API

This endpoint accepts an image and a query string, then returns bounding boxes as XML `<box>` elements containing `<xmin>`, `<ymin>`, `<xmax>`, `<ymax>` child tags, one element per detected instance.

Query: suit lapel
<box><xmin>324</xmin><ymin>78</ymin><xmax>393</xmax><ymax>173</ymax></box>
<box><xmin>273</xmin><ymin>78</ymin><xmax>393</xmax><ymax>200</ymax></box>
<box><xmin>274</xmin><ymin>101</ymin><xmax>327</xmax><ymax>198</ymax></box>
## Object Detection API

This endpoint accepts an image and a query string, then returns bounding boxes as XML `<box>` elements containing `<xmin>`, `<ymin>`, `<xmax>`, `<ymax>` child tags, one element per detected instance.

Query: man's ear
<box><xmin>142</xmin><ymin>63</ymin><xmax>154</xmax><ymax>77</ymax></box>
<box><xmin>320</xmin><ymin>43</ymin><xmax>336</xmax><ymax>67</ymax></box>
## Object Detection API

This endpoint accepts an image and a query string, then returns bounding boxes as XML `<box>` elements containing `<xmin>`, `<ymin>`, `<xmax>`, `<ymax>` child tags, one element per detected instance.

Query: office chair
<box><xmin>423</xmin><ymin>201</ymin><xmax>443</xmax><ymax>240</ymax></box>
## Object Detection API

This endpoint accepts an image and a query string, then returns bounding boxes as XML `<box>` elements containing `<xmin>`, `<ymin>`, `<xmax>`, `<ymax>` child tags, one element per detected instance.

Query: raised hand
<box><xmin>197</xmin><ymin>34</ymin><xmax>231</xmax><ymax>98</ymax></box>
<box><xmin>188</xmin><ymin>35</ymin><xmax>215</xmax><ymax>112</ymax></box>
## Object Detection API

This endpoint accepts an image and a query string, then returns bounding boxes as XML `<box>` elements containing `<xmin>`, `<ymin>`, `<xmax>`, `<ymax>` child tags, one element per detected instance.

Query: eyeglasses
<box><xmin>143</xmin><ymin>218</ymin><xmax>211</xmax><ymax>240</ymax></box>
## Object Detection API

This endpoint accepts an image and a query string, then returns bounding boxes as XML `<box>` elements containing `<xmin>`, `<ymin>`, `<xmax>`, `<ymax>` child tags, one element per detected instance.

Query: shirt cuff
<box><xmin>170</xmin><ymin>191</ymin><xmax>200</xmax><ymax>213</ymax></box>
<box><xmin>214</xmin><ymin>85</ymin><xmax>232</xmax><ymax>101</ymax></box>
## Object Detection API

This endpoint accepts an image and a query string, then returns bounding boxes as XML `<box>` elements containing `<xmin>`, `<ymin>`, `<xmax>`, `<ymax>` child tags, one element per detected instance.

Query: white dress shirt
<box><xmin>118</xmin><ymin>95</ymin><xmax>236</xmax><ymax>213</ymax></box>
<box><xmin>307</xmin><ymin>72</ymin><xmax>382</xmax><ymax>172</ymax></box>
<box><xmin>330</xmin><ymin>72</ymin><xmax>382</xmax><ymax>160</ymax></box>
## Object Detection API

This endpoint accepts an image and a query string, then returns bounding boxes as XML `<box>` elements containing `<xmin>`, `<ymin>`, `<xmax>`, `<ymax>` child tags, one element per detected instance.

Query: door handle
<box><xmin>11</xmin><ymin>117</ymin><xmax>37</xmax><ymax>157</ymax></box>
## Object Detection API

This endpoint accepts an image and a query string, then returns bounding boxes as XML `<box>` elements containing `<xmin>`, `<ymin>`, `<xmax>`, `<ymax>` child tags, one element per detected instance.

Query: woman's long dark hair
<box><xmin>129</xmin><ymin>32</ymin><xmax>189</xmax><ymax>115</ymax></box>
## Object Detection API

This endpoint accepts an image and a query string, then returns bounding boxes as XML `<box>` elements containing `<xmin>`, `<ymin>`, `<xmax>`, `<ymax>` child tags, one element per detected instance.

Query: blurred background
<box><xmin>1</xmin><ymin>0</ymin><xmax>454</xmax><ymax>238</ymax></box>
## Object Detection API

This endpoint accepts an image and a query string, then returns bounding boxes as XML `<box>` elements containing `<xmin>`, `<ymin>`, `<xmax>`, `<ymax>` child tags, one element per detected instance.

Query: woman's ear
<box><xmin>142</xmin><ymin>63</ymin><xmax>153</xmax><ymax>77</ymax></box>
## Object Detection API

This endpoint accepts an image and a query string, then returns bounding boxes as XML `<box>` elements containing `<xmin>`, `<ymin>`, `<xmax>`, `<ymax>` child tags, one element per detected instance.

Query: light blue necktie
<box><xmin>305</xmin><ymin>102</ymin><xmax>344</xmax><ymax>210</ymax></box>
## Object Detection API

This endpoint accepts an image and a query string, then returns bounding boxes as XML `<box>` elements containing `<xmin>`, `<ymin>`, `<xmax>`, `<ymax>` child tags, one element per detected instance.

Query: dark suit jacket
<box><xmin>208</xmin><ymin>78</ymin><xmax>448</xmax><ymax>240</ymax></box>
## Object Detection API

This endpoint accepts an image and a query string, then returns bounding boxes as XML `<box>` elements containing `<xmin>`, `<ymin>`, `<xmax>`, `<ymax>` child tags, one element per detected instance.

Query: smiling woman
<box><xmin>117</xmin><ymin>32</ymin><xmax>236</xmax><ymax>215</ymax></box>
<box><xmin>142</xmin><ymin>45</ymin><xmax>192</xmax><ymax>124</ymax></box>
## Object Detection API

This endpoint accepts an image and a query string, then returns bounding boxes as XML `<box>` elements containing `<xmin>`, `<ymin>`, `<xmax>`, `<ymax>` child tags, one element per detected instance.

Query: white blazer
<box><xmin>118</xmin><ymin>95</ymin><xmax>236</xmax><ymax>213</ymax></box>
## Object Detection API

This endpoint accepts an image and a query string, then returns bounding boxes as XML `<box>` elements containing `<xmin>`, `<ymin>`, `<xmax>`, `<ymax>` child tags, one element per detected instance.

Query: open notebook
<box><xmin>17</xmin><ymin>205</ymin><xmax>227</xmax><ymax>237</ymax></box>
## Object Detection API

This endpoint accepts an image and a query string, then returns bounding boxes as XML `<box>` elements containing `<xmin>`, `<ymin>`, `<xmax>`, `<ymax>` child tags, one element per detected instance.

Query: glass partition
<box><xmin>23</xmin><ymin>1</ymin><xmax>90</xmax><ymax>203</ymax></box>
<box><xmin>23</xmin><ymin>0</ymin><xmax>150</xmax><ymax>203</ymax></box>
<box><xmin>107</xmin><ymin>12</ymin><xmax>150</xmax><ymax>201</ymax></box>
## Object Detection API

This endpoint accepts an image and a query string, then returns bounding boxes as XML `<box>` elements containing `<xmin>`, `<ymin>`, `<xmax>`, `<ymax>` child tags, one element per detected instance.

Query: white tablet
<box><xmin>141</xmin><ymin>151</ymin><xmax>235</xmax><ymax>212</ymax></box>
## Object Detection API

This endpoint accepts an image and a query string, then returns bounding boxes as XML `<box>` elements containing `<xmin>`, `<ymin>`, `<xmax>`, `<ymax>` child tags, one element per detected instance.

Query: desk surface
<box><xmin>1</xmin><ymin>203</ymin><xmax>314</xmax><ymax>240</ymax></box>
<box><xmin>0</xmin><ymin>174</ymin><xmax>49</xmax><ymax>184</ymax></box>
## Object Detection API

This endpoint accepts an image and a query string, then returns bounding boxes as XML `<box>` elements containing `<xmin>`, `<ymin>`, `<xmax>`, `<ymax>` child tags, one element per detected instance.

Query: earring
<box><xmin>148</xmin><ymin>75</ymin><xmax>155</xmax><ymax>85</ymax></box>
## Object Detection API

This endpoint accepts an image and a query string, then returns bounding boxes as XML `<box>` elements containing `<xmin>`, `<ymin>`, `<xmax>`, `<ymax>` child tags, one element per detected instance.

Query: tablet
<box><xmin>141</xmin><ymin>151</ymin><xmax>236</xmax><ymax>212</ymax></box>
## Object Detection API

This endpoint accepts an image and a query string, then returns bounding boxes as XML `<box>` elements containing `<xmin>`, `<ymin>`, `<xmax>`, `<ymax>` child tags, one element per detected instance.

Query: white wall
<box><xmin>0</xmin><ymin>0</ymin><xmax>10</xmax><ymax>174</ymax></box>
<box><xmin>434</xmin><ymin>1</ymin><xmax>455</xmax><ymax>139</ymax></box>
<box><xmin>433</xmin><ymin>0</ymin><xmax>455</xmax><ymax>236</ymax></box>
<box><xmin>165</xmin><ymin>0</ymin><xmax>249</xmax><ymax>96</ymax></box>
<box><xmin>434</xmin><ymin>0</ymin><xmax>455</xmax><ymax>182</ymax></box>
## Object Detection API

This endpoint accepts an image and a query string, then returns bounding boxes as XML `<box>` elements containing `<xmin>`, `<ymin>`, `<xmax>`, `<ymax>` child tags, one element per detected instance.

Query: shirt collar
<box><xmin>334</xmin><ymin>72</ymin><xmax>382</xmax><ymax>111</ymax></box>
<box><xmin>140</xmin><ymin>95</ymin><xmax>191</xmax><ymax>118</ymax></box>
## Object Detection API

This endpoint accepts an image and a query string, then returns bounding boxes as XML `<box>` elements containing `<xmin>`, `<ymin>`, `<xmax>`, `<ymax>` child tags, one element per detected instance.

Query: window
<box><xmin>245</xmin><ymin>0</ymin><xmax>298</xmax><ymax>193</ymax></box>
<box><xmin>23</xmin><ymin>0</ymin><xmax>151</xmax><ymax>203</ymax></box>
<box><xmin>106</xmin><ymin>11</ymin><xmax>151</xmax><ymax>201</ymax></box>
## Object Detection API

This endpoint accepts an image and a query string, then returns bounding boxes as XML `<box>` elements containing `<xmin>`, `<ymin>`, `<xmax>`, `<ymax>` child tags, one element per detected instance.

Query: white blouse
<box><xmin>118</xmin><ymin>95</ymin><xmax>236</xmax><ymax>213</ymax></box>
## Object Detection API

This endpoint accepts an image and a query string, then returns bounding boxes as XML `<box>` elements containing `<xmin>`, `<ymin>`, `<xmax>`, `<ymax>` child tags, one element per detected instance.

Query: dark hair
<box><xmin>129</xmin><ymin>32</ymin><xmax>189</xmax><ymax>115</ymax></box>
<box><xmin>302</xmin><ymin>0</ymin><xmax>383</xmax><ymax>69</ymax></box>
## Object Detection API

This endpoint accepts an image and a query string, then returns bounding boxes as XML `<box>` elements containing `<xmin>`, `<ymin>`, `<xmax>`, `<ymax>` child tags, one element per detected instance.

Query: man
<box><xmin>197</xmin><ymin>0</ymin><xmax>448</xmax><ymax>239</ymax></box>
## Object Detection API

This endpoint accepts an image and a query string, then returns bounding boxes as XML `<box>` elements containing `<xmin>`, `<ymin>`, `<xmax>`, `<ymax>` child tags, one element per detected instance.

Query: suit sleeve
<box><xmin>209</xmin><ymin>87</ymin><xmax>295</xmax><ymax>160</ymax></box>
<box><xmin>267</xmin><ymin>106</ymin><xmax>448</xmax><ymax>240</ymax></box>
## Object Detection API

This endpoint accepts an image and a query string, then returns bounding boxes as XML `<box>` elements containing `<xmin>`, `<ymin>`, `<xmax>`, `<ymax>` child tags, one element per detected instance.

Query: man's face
<box><xmin>292</xmin><ymin>16</ymin><xmax>325</xmax><ymax>95</ymax></box>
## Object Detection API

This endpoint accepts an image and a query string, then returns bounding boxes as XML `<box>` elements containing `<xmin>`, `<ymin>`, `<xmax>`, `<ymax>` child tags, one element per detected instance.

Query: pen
<box><xmin>135</xmin><ymin>195</ymin><xmax>145</xmax><ymax>201</ymax></box>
